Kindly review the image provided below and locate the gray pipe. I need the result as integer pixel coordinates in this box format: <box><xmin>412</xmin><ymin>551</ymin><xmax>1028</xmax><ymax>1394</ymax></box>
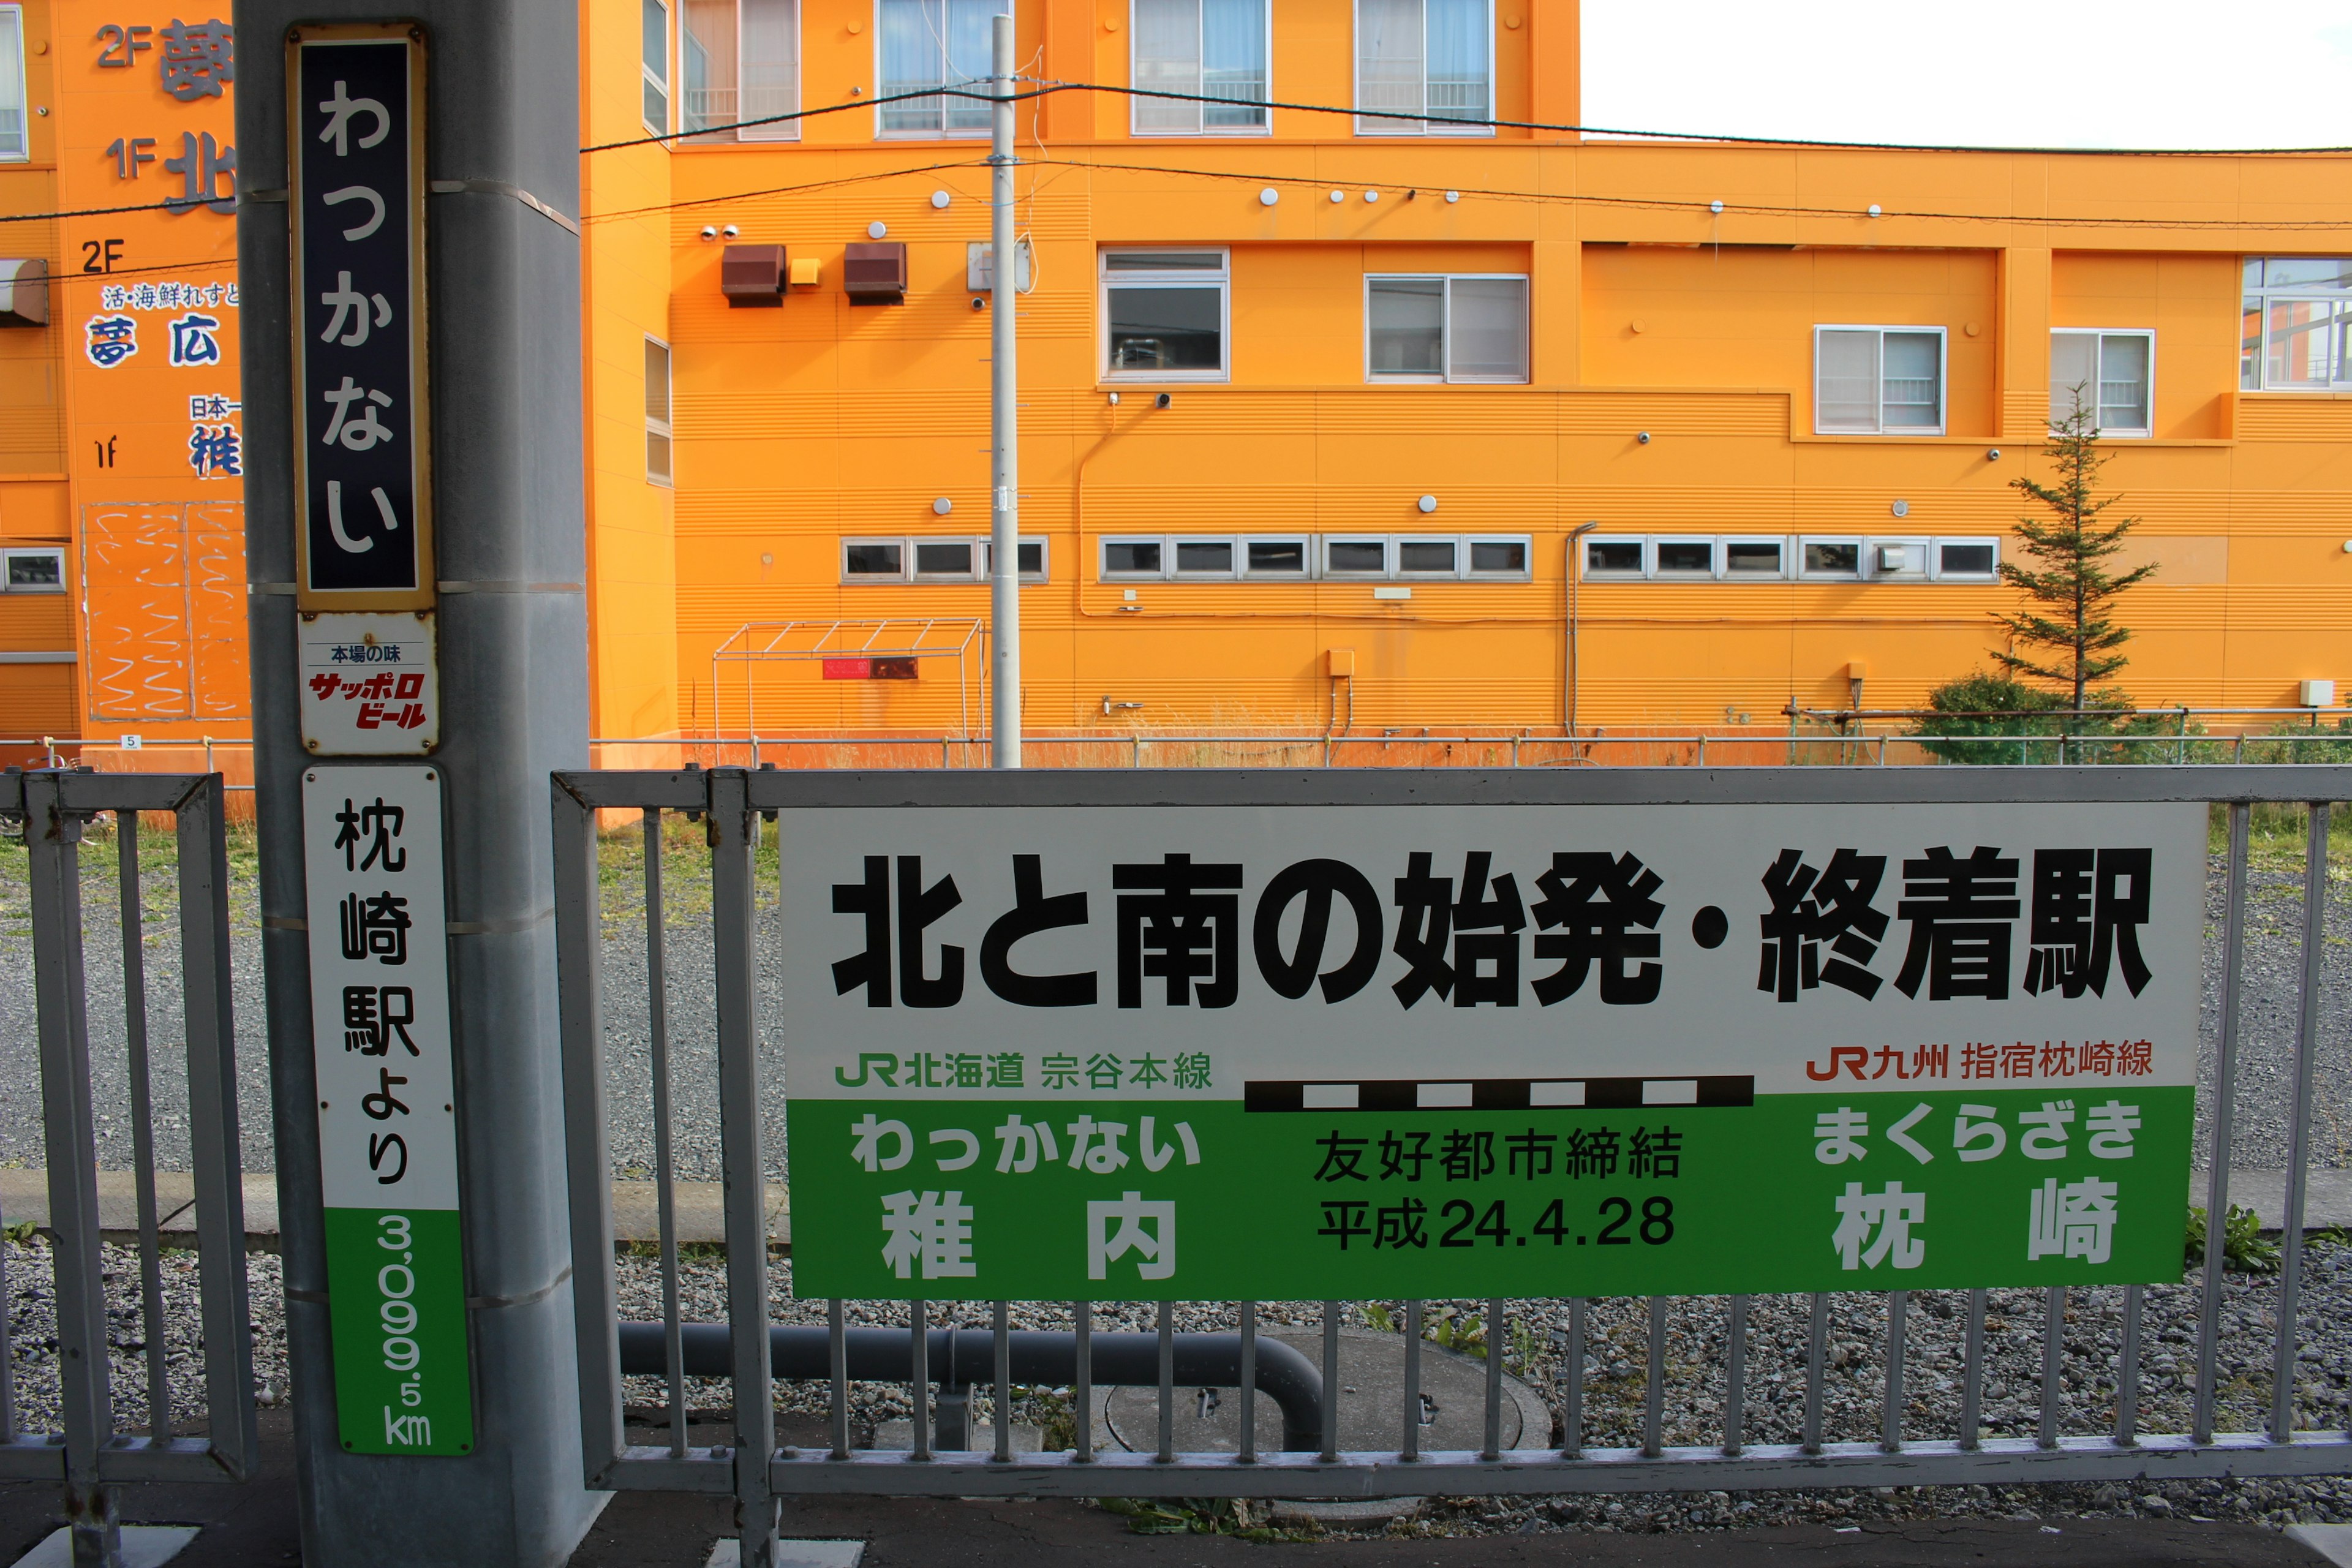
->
<box><xmin>617</xmin><ymin>1324</ymin><xmax>1324</xmax><ymax>1453</ymax></box>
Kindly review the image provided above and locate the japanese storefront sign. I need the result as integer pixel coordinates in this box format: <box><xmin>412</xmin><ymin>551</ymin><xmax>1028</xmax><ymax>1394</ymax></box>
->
<box><xmin>303</xmin><ymin>766</ymin><xmax>472</xmax><ymax>1455</ymax></box>
<box><xmin>289</xmin><ymin>24</ymin><xmax>433</xmax><ymax>612</ymax></box>
<box><xmin>779</xmin><ymin>797</ymin><xmax>2201</xmax><ymax>1300</ymax></box>
<box><xmin>300</xmin><ymin>612</ymin><xmax>438</xmax><ymax>755</ymax></box>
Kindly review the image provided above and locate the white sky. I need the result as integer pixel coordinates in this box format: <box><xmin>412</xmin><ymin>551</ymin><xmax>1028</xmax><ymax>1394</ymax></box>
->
<box><xmin>1581</xmin><ymin>0</ymin><xmax>2352</xmax><ymax>150</ymax></box>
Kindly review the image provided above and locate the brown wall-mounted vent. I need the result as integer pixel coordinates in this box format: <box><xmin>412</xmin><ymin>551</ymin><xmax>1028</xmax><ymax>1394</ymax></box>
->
<box><xmin>843</xmin><ymin>242</ymin><xmax>907</xmax><ymax>305</ymax></box>
<box><xmin>720</xmin><ymin>243</ymin><xmax>786</xmax><ymax>307</ymax></box>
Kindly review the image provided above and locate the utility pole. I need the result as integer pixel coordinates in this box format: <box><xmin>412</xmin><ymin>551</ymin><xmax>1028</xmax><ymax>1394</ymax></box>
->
<box><xmin>236</xmin><ymin>2</ymin><xmax>598</xmax><ymax>1562</ymax></box>
<box><xmin>989</xmin><ymin>10</ymin><xmax>1022</xmax><ymax>767</ymax></box>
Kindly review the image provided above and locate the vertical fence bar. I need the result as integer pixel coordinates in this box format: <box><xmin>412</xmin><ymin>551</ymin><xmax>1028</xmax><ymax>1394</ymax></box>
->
<box><xmin>1073</xmin><ymin>1302</ymin><xmax>1092</xmax><ymax>1463</ymax></box>
<box><xmin>710</xmin><ymin>771</ymin><xmax>777</xmax><ymax>1563</ymax></box>
<box><xmin>2038</xmin><ymin>1286</ymin><xmax>2066</xmax><ymax>1449</ymax></box>
<box><xmin>1881</xmin><ymin>1291</ymin><xmax>1907</xmax><ymax>1453</ymax></box>
<box><xmin>1801</xmin><ymin>1294</ymin><xmax>1828</xmax><ymax>1453</ymax></box>
<box><xmin>993</xmin><ymin>1300</ymin><xmax>1011</xmax><ymax>1463</ymax></box>
<box><xmin>554</xmin><ymin>776</ymin><xmax>627</xmax><ymax>1485</ymax></box>
<box><xmin>828</xmin><ymin>1298</ymin><xmax>849</xmax><ymax>1459</ymax></box>
<box><xmin>1238</xmin><ymin>1302</ymin><xmax>1258</xmax><ymax>1463</ymax></box>
<box><xmin>643</xmin><ymin>810</ymin><xmax>689</xmax><ymax>1459</ymax></box>
<box><xmin>115</xmin><ymin>813</ymin><xmax>172</xmax><ymax>1442</ymax></box>
<box><xmin>24</xmin><ymin>772</ymin><xmax>118</xmax><ymax>1560</ymax></box>
<box><xmin>169</xmin><ymin>775</ymin><xmax>254</xmax><ymax>1480</ymax></box>
<box><xmin>1722</xmin><ymin>1295</ymin><xmax>1748</xmax><ymax>1455</ymax></box>
<box><xmin>1960</xmin><ymin>1288</ymin><xmax>1987</xmax><ymax>1449</ymax></box>
<box><xmin>1321</xmin><ymin>1302</ymin><xmax>1340</xmax><ymax>1463</ymax></box>
<box><xmin>1561</xmin><ymin>1299</ymin><xmax>1586</xmax><ymax>1459</ymax></box>
<box><xmin>1484</xmin><ymin>1298</ymin><xmax>1506</xmax><ymax>1461</ymax></box>
<box><xmin>2196</xmin><ymin>802</ymin><xmax>2250</xmax><ymax>1444</ymax></box>
<box><xmin>1403</xmin><ymin>1301</ymin><xmax>1422</xmax><ymax>1461</ymax></box>
<box><xmin>910</xmin><ymin>1301</ymin><xmax>930</xmax><ymax>1461</ymax></box>
<box><xmin>1156</xmin><ymin>1301</ymin><xmax>1174</xmax><ymax>1464</ymax></box>
<box><xmin>1642</xmin><ymin>1297</ymin><xmax>1666</xmax><ymax>1458</ymax></box>
<box><xmin>2272</xmin><ymin>800</ymin><xmax>2331</xmax><ymax>1443</ymax></box>
<box><xmin>2115</xmin><ymin>1284</ymin><xmax>2143</xmax><ymax>1447</ymax></box>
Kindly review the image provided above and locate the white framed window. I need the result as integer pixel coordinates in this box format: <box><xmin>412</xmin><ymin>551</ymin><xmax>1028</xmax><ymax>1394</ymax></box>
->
<box><xmin>2242</xmin><ymin>258</ymin><xmax>2352</xmax><ymax>391</ymax></box>
<box><xmin>1931</xmin><ymin>538</ymin><xmax>2000</xmax><ymax>581</ymax></box>
<box><xmin>878</xmin><ymin>0</ymin><xmax>1006</xmax><ymax>137</ymax></box>
<box><xmin>1365</xmin><ymin>275</ymin><xmax>1528</xmax><ymax>383</ymax></box>
<box><xmin>644</xmin><ymin>337</ymin><xmax>673</xmax><ymax>486</ymax></box>
<box><xmin>1866</xmin><ymin>537</ymin><xmax>1930</xmax><ymax>581</ymax></box>
<box><xmin>643</xmin><ymin>0</ymin><xmax>671</xmax><ymax>134</ymax></box>
<box><xmin>1814</xmin><ymin>326</ymin><xmax>1946</xmax><ymax>435</ymax></box>
<box><xmin>1242</xmin><ymin>535</ymin><xmax>1309</xmax><ymax>577</ymax></box>
<box><xmin>1580</xmin><ymin>536</ymin><xmax>1646</xmax><ymax>579</ymax></box>
<box><xmin>2</xmin><ymin>545</ymin><xmax>64</xmax><ymax>592</ymax></box>
<box><xmin>1131</xmin><ymin>0</ymin><xmax>1269</xmax><ymax>135</ymax></box>
<box><xmin>1798</xmin><ymin>537</ymin><xmax>1863</xmax><ymax>580</ymax></box>
<box><xmin>1651</xmin><ymin>537</ymin><xmax>1715</xmax><ymax>578</ymax></box>
<box><xmin>1102</xmin><ymin>250</ymin><xmax>1229</xmax><ymax>381</ymax></box>
<box><xmin>681</xmin><ymin>0</ymin><xmax>800</xmax><ymax>140</ymax></box>
<box><xmin>982</xmin><ymin>538</ymin><xmax>1047</xmax><ymax>579</ymax></box>
<box><xmin>1101</xmin><ymin>537</ymin><xmax>1165</xmax><ymax>578</ymax></box>
<box><xmin>1322</xmin><ymin>536</ymin><xmax>1390</xmax><ymax>578</ymax></box>
<box><xmin>1355</xmin><ymin>0</ymin><xmax>1491</xmax><ymax>135</ymax></box>
<box><xmin>0</xmin><ymin>8</ymin><xmax>23</xmax><ymax>162</ymax></box>
<box><xmin>845</xmin><ymin>536</ymin><xmax>1047</xmax><ymax>582</ymax></box>
<box><xmin>1395</xmin><ymin>535</ymin><xmax>1458</xmax><ymax>576</ymax></box>
<box><xmin>1171</xmin><ymin>537</ymin><xmax>1237</xmax><ymax>577</ymax></box>
<box><xmin>1463</xmin><ymin>535</ymin><xmax>1529</xmax><ymax>578</ymax></box>
<box><xmin>2050</xmin><ymin>330</ymin><xmax>2152</xmax><ymax>435</ymax></box>
<box><xmin>1721</xmin><ymin>538</ymin><xmax>1787</xmax><ymax>579</ymax></box>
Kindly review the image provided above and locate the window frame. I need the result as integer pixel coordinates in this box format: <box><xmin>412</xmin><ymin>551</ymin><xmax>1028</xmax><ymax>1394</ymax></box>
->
<box><xmin>1352</xmin><ymin>0</ymin><xmax>1496</xmax><ymax>138</ymax></box>
<box><xmin>2049</xmin><ymin>327</ymin><xmax>2155</xmax><ymax>437</ymax></box>
<box><xmin>842</xmin><ymin>537</ymin><xmax>910</xmax><ymax>581</ymax></box>
<box><xmin>1128</xmin><ymin>0</ymin><xmax>1273</xmax><ymax>137</ymax></box>
<box><xmin>643</xmin><ymin>0</ymin><xmax>671</xmax><ymax>135</ymax></box>
<box><xmin>0</xmin><ymin>7</ymin><xmax>24</xmax><ymax>164</ymax></box>
<box><xmin>1798</xmin><ymin>535</ymin><xmax>1864</xmax><ymax>581</ymax></box>
<box><xmin>1462</xmin><ymin>533</ymin><xmax>1532</xmax><ymax>580</ymax></box>
<box><xmin>676</xmin><ymin>0</ymin><xmax>804</xmax><ymax>143</ymax></box>
<box><xmin>875</xmin><ymin>0</ymin><xmax>1007</xmax><ymax>140</ymax></box>
<box><xmin>1393</xmin><ymin>534</ymin><xmax>1460</xmax><ymax>578</ymax></box>
<box><xmin>1579</xmin><ymin>535</ymin><xmax>1647</xmax><ymax>581</ymax></box>
<box><xmin>844</xmin><ymin>535</ymin><xmax>1047</xmax><ymax>583</ymax></box>
<box><xmin>1169</xmin><ymin>535</ymin><xmax>1240</xmax><ymax>579</ymax></box>
<box><xmin>1866</xmin><ymin>536</ymin><xmax>1931</xmax><ymax>581</ymax></box>
<box><xmin>644</xmin><ymin>336</ymin><xmax>674</xmax><ymax>487</ymax></box>
<box><xmin>1650</xmin><ymin>535</ymin><xmax>1717</xmax><ymax>580</ymax></box>
<box><xmin>1930</xmin><ymin>537</ymin><xmax>2001</xmax><ymax>582</ymax></box>
<box><xmin>1321</xmin><ymin>535</ymin><xmax>1393</xmax><ymax>579</ymax></box>
<box><xmin>1363</xmin><ymin>273</ymin><xmax>1530</xmax><ymax>385</ymax></box>
<box><xmin>1240</xmin><ymin>534</ymin><xmax>1311</xmax><ymax>579</ymax></box>
<box><xmin>2241</xmin><ymin>259</ymin><xmax>2352</xmax><ymax>393</ymax></box>
<box><xmin>1099</xmin><ymin>535</ymin><xmax>1168</xmax><ymax>579</ymax></box>
<box><xmin>1719</xmin><ymin>537</ymin><xmax>1789</xmax><ymax>581</ymax></box>
<box><xmin>911</xmin><ymin>537</ymin><xmax>980</xmax><ymax>581</ymax></box>
<box><xmin>1812</xmin><ymin>325</ymin><xmax>1948</xmax><ymax>437</ymax></box>
<box><xmin>1</xmin><ymin>544</ymin><xmax>65</xmax><ymax>592</ymax></box>
<box><xmin>1100</xmin><ymin>248</ymin><xmax>1231</xmax><ymax>383</ymax></box>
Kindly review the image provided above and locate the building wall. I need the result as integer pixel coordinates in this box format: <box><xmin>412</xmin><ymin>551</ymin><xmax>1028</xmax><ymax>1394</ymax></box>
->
<box><xmin>607</xmin><ymin>0</ymin><xmax>2352</xmax><ymax>737</ymax></box>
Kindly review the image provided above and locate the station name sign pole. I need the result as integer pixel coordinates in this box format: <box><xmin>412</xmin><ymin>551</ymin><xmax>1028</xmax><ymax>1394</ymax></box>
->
<box><xmin>289</xmin><ymin>22</ymin><xmax>470</xmax><ymax>1457</ymax></box>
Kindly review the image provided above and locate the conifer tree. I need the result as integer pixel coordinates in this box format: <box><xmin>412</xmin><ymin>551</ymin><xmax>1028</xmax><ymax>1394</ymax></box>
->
<box><xmin>1992</xmin><ymin>396</ymin><xmax>2155</xmax><ymax>713</ymax></box>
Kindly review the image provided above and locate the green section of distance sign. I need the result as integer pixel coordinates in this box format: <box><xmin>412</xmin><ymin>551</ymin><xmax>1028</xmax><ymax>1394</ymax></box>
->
<box><xmin>325</xmin><ymin>1208</ymin><xmax>473</xmax><ymax>1455</ymax></box>
<box><xmin>790</xmin><ymin>1085</ymin><xmax>2190</xmax><ymax>1299</ymax></box>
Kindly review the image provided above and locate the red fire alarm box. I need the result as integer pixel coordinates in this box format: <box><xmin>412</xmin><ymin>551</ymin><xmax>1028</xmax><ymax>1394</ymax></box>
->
<box><xmin>843</xmin><ymin>242</ymin><xmax>907</xmax><ymax>305</ymax></box>
<box><xmin>720</xmin><ymin>243</ymin><xmax>786</xmax><ymax>306</ymax></box>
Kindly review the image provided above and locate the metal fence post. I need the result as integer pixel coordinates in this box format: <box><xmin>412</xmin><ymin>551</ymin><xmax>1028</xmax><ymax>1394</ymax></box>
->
<box><xmin>24</xmin><ymin>772</ymin><xmax>120</xmax><ymax>1567</ymax></box>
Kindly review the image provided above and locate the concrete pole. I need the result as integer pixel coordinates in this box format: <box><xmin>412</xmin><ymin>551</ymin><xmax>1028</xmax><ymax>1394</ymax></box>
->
<box><xmin>235</xmin><ymin>4</ymin><xmax>600</xmax><ymax>1562</ymax></box>
<box><xmin>989</xmin><ymin>11</ymin><xmax>1022</xmax><ymax>767</ymax></box>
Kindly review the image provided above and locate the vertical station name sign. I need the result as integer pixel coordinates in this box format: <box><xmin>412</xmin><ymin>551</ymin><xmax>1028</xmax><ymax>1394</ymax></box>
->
<box><xmin>303</xmin><ymin>766</ymin><xmax>472</xmax><ymax>1455</ymax></box>
<box><xmin>779</xmin><ymin>799</ymin><xmax>2203</xmax><ymax>1302</ymax></box>
<box><xmin>290</xmin><ymin>23</ymin><xmax>440</xmax><ymax>752</ymax></box>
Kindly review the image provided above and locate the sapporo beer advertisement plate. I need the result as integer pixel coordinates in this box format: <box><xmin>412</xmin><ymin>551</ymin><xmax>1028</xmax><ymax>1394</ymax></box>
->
<box><xmin>778</xmin><ymin>799</ymin><xmax>2201</xmax><ymax>1300</ymax></box>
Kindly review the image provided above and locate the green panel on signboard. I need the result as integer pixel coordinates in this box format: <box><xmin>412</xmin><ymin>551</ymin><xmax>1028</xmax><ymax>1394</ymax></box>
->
<box><xmin>790</xmin><ymin>1087</ymin><xmax>2190</xmax><ymax>1300</ymax></box>
<box><xmin>325</xmin><ymin>1207</ymin><xmax>473</xmax><ymax>1455</ymax></box>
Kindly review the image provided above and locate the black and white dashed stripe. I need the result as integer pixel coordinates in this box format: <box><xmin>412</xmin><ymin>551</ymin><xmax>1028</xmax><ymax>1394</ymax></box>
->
<box><xmin>1243</xmin><ymin>1076</ymin><xmax>1755</xmax><ymax>1113</ymax></box>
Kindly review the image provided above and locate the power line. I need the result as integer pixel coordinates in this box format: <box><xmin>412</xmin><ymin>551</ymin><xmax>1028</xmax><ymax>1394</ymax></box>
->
<box><xmin>582</xmin><ymin>158</ymin><xmax>990</xmax><ymax>224</ymax></box>
<box><xmin>579</xmin><ymin>83</ymin><xmax>1057</xmax><ymax>155</ymax></box>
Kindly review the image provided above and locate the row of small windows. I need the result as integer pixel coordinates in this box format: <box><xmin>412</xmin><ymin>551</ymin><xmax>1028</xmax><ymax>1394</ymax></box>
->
<box><xmin>1101</xmin><ymin>533</ymin><xmax>1531</xmax><ymax>581</ymax></box>
<box><xmin>1581</xmin><ymin>535</ymin><xmax>2001</xmax><ymax>583</ymax></box>
<box><xmin>842</xmin><ymin>536</ymin><xmax>1050</xmax><ymax>582</ymax></box>
<box><xmin>642</xmin><ymin>0</ymin><xmax>1494</xmax><ymax>141</ymax></box>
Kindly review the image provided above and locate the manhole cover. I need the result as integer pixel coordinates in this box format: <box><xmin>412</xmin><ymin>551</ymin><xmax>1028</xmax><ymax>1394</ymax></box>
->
<box><xmin>1101</xmin><ymin>1327</ymin><xmax>1547</xmax><ymax>1455</ymax></box>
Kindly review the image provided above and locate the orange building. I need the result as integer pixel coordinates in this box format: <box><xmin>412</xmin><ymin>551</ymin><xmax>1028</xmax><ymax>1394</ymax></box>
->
<box><xmin>6</xmin><ymin>2</ymin><xmax>2350</xmax><ymax>757</ymax></box>
<box><xmin>0</xmin><ymin>0</ymin><xmax>241</xmax><ymax>756</ymax></box>
<box><xmin>579</xmin><ymin>0</ymin><xmax>2352</xmax><ymax>745</ymax></box>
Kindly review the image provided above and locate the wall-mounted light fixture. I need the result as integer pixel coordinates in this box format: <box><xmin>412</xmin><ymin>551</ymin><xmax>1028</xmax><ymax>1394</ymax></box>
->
<box><xmin>932</xmin><ymin>497</ymin><xmax>954</xmax><ymax>516</ymax></box>
<box><xmin>930</xmin><ymin>190</ymin><xmax>951</xmax><ymax>209</ymax></box>
<box><xmin>1417</xmin><ymin>494</ymin><xmax>1438</xmax><ymax>514</ymax></box>
<box><xmin>1259</xmin><ymin>187</ymin><xmax>1279</xmax><ymax>206</ymax></box>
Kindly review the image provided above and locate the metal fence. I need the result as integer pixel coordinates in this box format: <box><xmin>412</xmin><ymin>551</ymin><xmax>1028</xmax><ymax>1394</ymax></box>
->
<box><xmin>2</xmin><ymin>768</ymin><xmax>256</xmax><ymax>1568</ymax></box>
<box><xmin>554</xmin><ymin>763</ymin><xmax>2351</xmax><ymax>1568</ymax></box>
